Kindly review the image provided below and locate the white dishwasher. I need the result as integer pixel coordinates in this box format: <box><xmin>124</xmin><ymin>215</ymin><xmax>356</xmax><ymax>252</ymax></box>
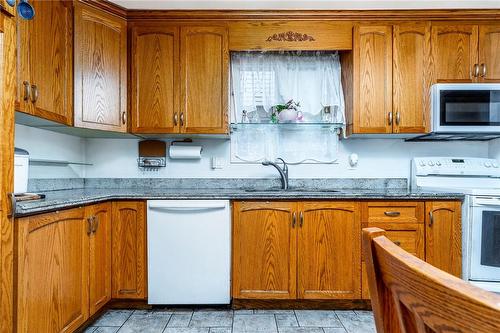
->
<box><xmin>147</xmin><ymin>200</ymin><xmax>231</xmax><ymax>305</ymax></box>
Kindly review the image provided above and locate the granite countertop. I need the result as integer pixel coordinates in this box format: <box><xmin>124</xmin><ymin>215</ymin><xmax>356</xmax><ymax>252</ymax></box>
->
<box><xmin>15</xmin><ymin>187</ymin><xmax>464</xmax><ymax>217</ymax></box>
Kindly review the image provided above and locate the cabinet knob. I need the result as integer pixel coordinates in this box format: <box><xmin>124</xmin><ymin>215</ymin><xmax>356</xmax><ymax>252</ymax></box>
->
<box><xmin>429</xmin><ymin>211</ymin><xmax>434</xmax><ymax>227</ymax></box>
<box><xmin>473</xmin><ymin>64</ymin><xmax>480</xmax><ymax>77</ymax></box>
<box><xmin>180</xmin><ymin>112</ymin><xmax>184</xmax><ymax>127</ymax></box>
<box><xmin>395</xmin><ymin>112</ymin><xmax>400</xmax><ymax>126</ymax></box>
<box><xmin>299</xmin><ymin>211</ymin><xmax>304</xmax><ymax>227</ymax></box>
<box><xmin>92</xmin><ymin>216</ymin><xmax>99</xmax><ymax>233</ymax></box>
<box><xmin>394</xmin><ymin>241</ymin><xmax>402</xmax><ymax>246</ymax></box>
<box><xmin>174</xmin><ymin>113</ymin><xmax>178</xmax><ymax>126</ymax></box>
<box><xmin>22</xmin><ymin>81</ymin><xmax>30</xmax><ymax>101</ymax></box>
<box><xmin>384</xmin><ymin>211</ymin><xmax>400</xmax><ymax>217</ymax></box>
<box><xmin>30</xmin><ymin>84</ymin><xmax>38</xmax><ymax>103</ymax></box>
<box><xmin>292</xmin><ymin>212</ymin><xmax>296</xmax><ymax>228</ymax></box>
<box><xmin>480</xmin><ymin>63</ymin><xmax>487</xmax><ymax>78</ymax></box>
<box><xmin>86</xmin><ymin>217</ymin><xmax>93</xmax><ymax>235</ymax></box>
<box><xmin>388</xmin><ymin>112</ymin><xmax>393</xmax><ymax>126</ymax></box>
<box><xmin>121</xmin><ymin>111</ymin><xmax>127</xmax><ymax>125</ymax></box>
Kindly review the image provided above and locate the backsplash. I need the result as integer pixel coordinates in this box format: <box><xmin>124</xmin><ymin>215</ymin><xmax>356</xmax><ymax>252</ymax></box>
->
<box><xmin>16</xmin><ymin>124</ymin><xmax>498</xmax><ymax>180</ymax></box>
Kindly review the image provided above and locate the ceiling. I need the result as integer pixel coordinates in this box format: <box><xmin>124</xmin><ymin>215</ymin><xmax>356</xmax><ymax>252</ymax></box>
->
<box><xmin>109</xmin><ymin>0</ymin><xmax>500</xmax><ymax>10</ymax></box>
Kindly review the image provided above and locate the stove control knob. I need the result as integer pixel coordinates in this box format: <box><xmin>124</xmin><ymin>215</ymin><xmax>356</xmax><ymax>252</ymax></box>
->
<box><xmin>484</xmin><ymin>161</ymin><xmax>492</xmax><ymax>168</ymax></box>
<box><xmin>493</xmin><ymin>162</ymin><xmax>499</xmax><ymax>168</ymax></box>
<box><xmin>436</xmin><ymin>161</ymin><xmax>442</xmax><ymax>166</ymax></box>
<box><xmin>428</xmin><ymin>161</ymin><xmax>435</xmax><ymax>166</ymax></box>
<box><xmin>419</xmin><ymin>160</ymin><xmax>426</xmax><ymax>167</ymax></box>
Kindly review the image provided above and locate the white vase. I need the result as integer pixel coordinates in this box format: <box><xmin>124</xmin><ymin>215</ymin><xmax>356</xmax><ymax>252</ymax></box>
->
<box><xmin>278</xmin><ymin>109</ymin><xmax>297</xmax><ymax>123</ymax></box>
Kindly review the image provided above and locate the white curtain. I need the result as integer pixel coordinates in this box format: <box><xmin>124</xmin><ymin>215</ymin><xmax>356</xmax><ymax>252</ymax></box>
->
<box><xmin>231</xmin><ymin>51</ymin><xmax>345</xmax><ymax>124</ymax></box>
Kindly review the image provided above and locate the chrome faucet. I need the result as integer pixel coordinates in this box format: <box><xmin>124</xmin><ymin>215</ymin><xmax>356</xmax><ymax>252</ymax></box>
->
<box><xmin>262</xmin><ymin>158</ymin><xmax>289</xmax><ymax>190</ymax></box>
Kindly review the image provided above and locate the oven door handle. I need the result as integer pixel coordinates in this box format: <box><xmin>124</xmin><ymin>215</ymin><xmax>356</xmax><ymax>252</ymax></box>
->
<box><xmin>473</xmin><ymin>198</ymin><xmax>500</xmax><ymax>207</ymax></box>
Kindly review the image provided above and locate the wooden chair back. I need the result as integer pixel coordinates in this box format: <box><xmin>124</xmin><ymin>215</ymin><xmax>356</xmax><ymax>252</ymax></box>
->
<box><xmin>363</xmin><ymin>227</ymin><xmax>500</xmax><ymax>333</ymax></box>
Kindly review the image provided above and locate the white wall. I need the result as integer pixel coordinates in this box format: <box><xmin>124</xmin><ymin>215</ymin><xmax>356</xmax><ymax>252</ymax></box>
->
<box><xmin>15</xmin><ymin>124</ymin><xmax>492</xmax><ymax>180</ymax></box>
<box><xmin>84</xmin><ymin>137</ymin><xmax>490</xmax><ymax>179</ymax></box>
<box><xmin>14</xmin><ymin>124</ymin><xmax>86</xmax><ymax>178</ymax></box>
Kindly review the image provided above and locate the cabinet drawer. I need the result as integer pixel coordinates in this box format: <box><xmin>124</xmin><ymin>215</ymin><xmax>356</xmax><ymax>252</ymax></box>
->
<box><xmin>362</xmin><ymin>201</ymin><xmax>424</xmax><ymax>224</ymax></box>
<box><xmin>385</xmin><ymin>230</ymin><xmax>423</xmax><ymax>258</ymax></box>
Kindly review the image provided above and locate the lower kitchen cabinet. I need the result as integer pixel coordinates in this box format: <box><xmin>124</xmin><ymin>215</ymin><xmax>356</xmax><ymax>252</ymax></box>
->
<box><xmin>111</xmin><ymin>201</ymin><xmax>147</xmax><ymax>299</ymax></box>
<box><xmin>86</xmin><ymin>202</ymin><xmax>112</xmax><ymax>315</ymax></box>
<box><xmin>232</xmin><ymin>201</ymin><xmax>361</xmax><ymax>300</ymax></box>
<box><xmin>232</xmin><ymin>201</ymin><xmax>297</xmax><ymax>299</ymax></box>
<box><xmin>298</xmin><ymin>202</ymin><xmax>361</xmax><ymax>299</ymax></box>
<box><xmin>16</xmin><ymin>208</ymin><xmax>89</xmax><ymax>333</ymax></box>
<box><xmin>425</xmin><ymin>201</ymin><xmax>462</xmax><ymax>277</ymax></box>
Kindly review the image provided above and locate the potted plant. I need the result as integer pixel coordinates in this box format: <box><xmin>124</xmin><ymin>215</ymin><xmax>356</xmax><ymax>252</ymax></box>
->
<box><xmin>271</xmin><ymin>99</ymin><xmax>301</xmax><ymax>123</ymax></box>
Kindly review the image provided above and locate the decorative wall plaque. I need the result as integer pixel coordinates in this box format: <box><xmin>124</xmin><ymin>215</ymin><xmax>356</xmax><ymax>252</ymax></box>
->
<box><xmin>266</xmin><ymin>31</ymin><xmax>316</xmax><ymax>42</ymax></box>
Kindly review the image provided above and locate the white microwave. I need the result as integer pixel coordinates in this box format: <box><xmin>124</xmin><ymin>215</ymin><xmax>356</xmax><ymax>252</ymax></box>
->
<box><xmin>432</xmin><ymin>83</ymin><xmax>500</xmax><ymax>133</ymax></box>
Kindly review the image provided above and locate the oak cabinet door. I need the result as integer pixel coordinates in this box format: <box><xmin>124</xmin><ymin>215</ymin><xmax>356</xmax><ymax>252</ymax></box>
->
<box><xmin>18</xmin><ymin>0</ymin><xmax>73</xmax><ymax>125</ymax></box>
<box><xmin>232</xmin><ymin>201</ymin><xmax>297</xmax><ymax>299</ymax></box>
<box><xmin>353</xmin><ymin>25</ymin><xmax>393</xmax><ymax>134</ymax></box>
<box><xmin>478</xmin><ymin>25</ymin><xmax>500</xmax><ymax>82</ymax></box>
<box><xmin>86</xmin><ymin>203</ymin><xmax>112</xmax><ymax>316</ymax></box>
<box><xmin>16</xmin><ymin>208</ymin><xmax>89</xmax><ymax>333</ymax></box>
<box><xmin>425</xmin><ymin>201</ymin><xmax>462</xmax><ymax>277</ymax></box>
<box><xmin>431</xmin><ymin>24</ymin><xmax>478</xmax><ymax>83</ymax></box>
<box><xmin>180</xmin><ymin>26</ymin><xmax>229</xmax><ymax>134</ymax></box>
<box><xmin>297</xmin><ymin>202</ymin><xmax>361</xmax><ymax>299</ymax></box>
<box><xmin>393</xmin><ymin>23</ymin><xmax>431</xmax><ymax>133</ymax></box>
<box><xmin>74</xmin><ymin>3</ymin><xmax>127</xmax><ymax>132</ymax></box>
<box><xmin>111</xmin><ymin>201</ymin><xmax>147</xmax><ymax>299</ymax></box>
<box><xmin>131</xmin><ymin>25</ymin><xmax>179</xmax><ymax>133</ymax></box>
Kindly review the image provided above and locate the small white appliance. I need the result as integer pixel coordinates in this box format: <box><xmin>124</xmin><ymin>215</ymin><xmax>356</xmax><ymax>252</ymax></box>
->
<box><xmin>14</xmin><ymin>148</ymin><xmax>29</xmax><ymax>194</ymax></box>
<box><xmin>411</xmin><ymin>157</ymin><xmax>500</xmax><ymax>292</ymax></box>
<box><xmin>147</xmin><ymin>200</ymin><xmax>231</xmax><ymax>304</ymax></box>
<box><xmin>432</xmin><ymin>83</ymin><xmax>500</xmax><ymax>134</ymax></box>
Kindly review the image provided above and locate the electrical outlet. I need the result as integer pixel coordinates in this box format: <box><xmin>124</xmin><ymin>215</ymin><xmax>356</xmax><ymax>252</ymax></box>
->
<box><xmin>211</xmin><ymin>157</ymin><xmax>224</xmax><ymax>169</ymax></box>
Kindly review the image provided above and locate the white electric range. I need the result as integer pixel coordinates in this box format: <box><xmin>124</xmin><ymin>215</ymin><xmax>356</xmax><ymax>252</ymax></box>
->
<box><xmin>411</xmin><ymin>157</ymin><xmax>500</xmax><ymax>293</ymax></box>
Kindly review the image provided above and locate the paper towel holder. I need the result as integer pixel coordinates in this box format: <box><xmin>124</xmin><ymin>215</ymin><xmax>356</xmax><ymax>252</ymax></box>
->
<box><xmin>171</xmin><ymin>138</ymin><xmax>193</xmax><ymax>146</ymax></box>
<box><xmin>138</xmin><ymin>140</ymin><xmax>166</xmax><ymax>169</ymax></box>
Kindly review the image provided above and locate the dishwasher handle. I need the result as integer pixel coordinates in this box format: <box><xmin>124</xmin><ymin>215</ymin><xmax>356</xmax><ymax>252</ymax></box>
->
<box><xmin>148</xmin><ymin>202</ymin><xmax>228</xmax><ymax>211</ymax></box>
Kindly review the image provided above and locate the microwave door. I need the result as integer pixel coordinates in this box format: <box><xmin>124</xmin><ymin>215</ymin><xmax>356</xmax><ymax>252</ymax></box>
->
<box><xmin>470</xmin><ymin>205</ymin><xmax>500</xmax><ymax>282</ymax></box>
<box><xmin>433</xmin><ymin>87</ymin><xmax>500</xmax><ymax>133</ymax></box>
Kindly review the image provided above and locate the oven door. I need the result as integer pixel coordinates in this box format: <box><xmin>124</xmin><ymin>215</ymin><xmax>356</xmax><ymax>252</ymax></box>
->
<box><xmin>432</xmin><ymin>84</ymin><xmax>500</xmax><ymax>133</ymax></box>
<box><xmin>470</xmin><ymin>197</ymin><xmax>500</xmax><ymax>281</ymax></box>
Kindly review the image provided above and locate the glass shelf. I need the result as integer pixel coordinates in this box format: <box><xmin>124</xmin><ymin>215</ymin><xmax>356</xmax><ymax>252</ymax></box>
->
<box><xmin>231</xmin><ymin>122</ymin><xmax>343</xmax><ymax>131</ymax></box>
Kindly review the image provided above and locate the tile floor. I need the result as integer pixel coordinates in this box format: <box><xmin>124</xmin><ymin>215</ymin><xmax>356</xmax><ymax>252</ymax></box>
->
<box><xmin>84</xmin><ymin>308</ymin><xmax>375</xmax><ymax>333</ymax></box>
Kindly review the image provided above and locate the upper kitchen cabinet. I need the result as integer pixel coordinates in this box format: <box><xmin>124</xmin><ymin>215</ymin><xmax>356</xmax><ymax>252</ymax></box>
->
<box><xmin>478</xmin><ymin>24</ymin><xmax>500</xmax><ymax>82</ymax></box>
<box><xmin>17</xmin><ymin>0</ymin><xmax>73</xmax><ymax>125</ymax></box>
<box><xmin>353</xmin><ymin>25</ymin><xmax>393</xmax><ymax>134</ymax></box>
<box><xmin>393</xmin><ymin>23</ymin><xmax>431</xmax><ymax>133</ymax></box>
<box><xmin>131</xmin><ymin>24</ymin><xmax>228</xmax><ymax>135</ymax></box>
<box><xmin>228</xmin><ymin>21</ymin><xmax>353</xmax><ymax>51</ymax></box>
<box><xmin>180</xmin><ymin>25</ymin><xmax>229</xmax><ymax>134</ymax></box>
<box><xmin>74</xmin><ymin>2</ymin><xmax>127</xmax><ymax>132</ymax></box>
<box><xmin>130</xmin><ymin>24</ymin><xmax>179</xmax><ymax>134</ymax></box>
<box><xmin>351</xmin><ymin>23</ymin><xmax>432</xmax><ymax>134</ymax></box>
<box><xmin>431</xmin><ymin>24</ymin><xmax>478</xmax><ymax>82</ymax></box>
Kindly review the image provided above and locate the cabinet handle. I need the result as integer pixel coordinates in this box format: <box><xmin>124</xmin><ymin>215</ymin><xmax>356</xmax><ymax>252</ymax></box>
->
<box><xmin>92</xmin><ymin>216</ymin><xmax>99</xmax><ymax>233</ymax></box>
<box><xmin>473</xmin><ymin>64</ymin><xmax>480</xmax><ymax>77</ymax></box>
<box><xmin>396</xmin><ymin>112</ymin><xmax>400</xmax><ymax>126</ymax></box>
<box><xmin>299</xmin><ymin>211</ymin><xmax>304</xmax><ymax>227</ymax></box>
<box><xmin>22</xmin><ymin>81</ymin><xmax>31</xmax><ymax>101</ymax></box>
<box><xmin>292</xmin><ymin>212</ymin><xmax>296</xmax><ymax>228</ymax></box>
<box><xmin>429</xmin><ymin>211</ymin><xmax>434</xmax><ymax>227</ymax></box>
<box><xmin>394</xmin><ymin>241</ymin><xmax>402</xmax><ymax>246</ymax></box>
<box><xmin>384</xmin><ymin>211</ymin><xmax>401</xmax><ymax>217</ymax></box>
<box><xmin>86</xmin><ymin>217</ymin><xmax>93</xmax><ymax>235</ymax></box>
<box><xmin>121</xmin><ymin>111</ymin><xmax>127</xmax><ymax>125</ymax></box>
<box><xmin>480</xmin><ymin>63</ymin><xmax>487</xmax><ymax>78</ymax></box>
<box><xmin>30</xmin><ymin>84</ymin><xmax>38</xmax><ymax>103</ymax></box>
<box><xmin>388</xmin><ymin>112</ymin><xmax>393</xmax><ymax>125</ymax></box>
<box><xmin>174</xmin><ymin>113</ymin><xmax>178</xmax><ymax>126</ymax></box>
<box><xmin>180</xmin><ymin>112</ymin><xmax>184</xmax><ymax>127</ymax></box>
